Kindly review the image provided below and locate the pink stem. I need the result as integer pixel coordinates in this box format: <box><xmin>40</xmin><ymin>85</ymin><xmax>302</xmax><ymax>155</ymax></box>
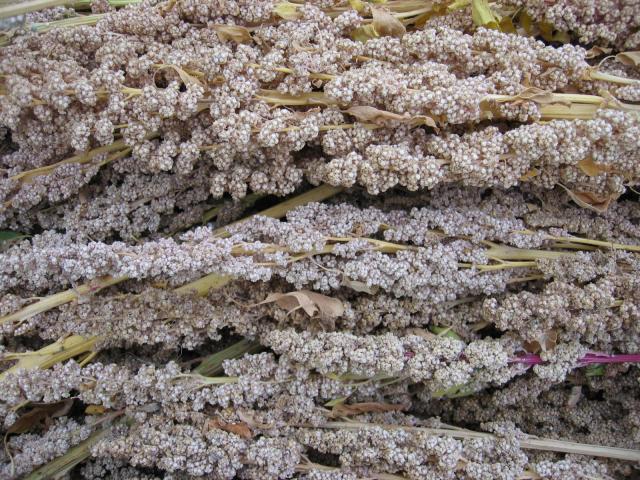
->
<box><xmin>510</xmin><ymin>352</ymin><xmax>640</xmax><ymax>367</ymax></box>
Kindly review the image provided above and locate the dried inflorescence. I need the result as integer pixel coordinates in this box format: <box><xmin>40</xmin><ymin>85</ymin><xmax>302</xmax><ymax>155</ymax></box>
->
<box><xmin>1</xmin><ymin>0</ymin><xmax>640</xmax><ymax>479</ymax></box>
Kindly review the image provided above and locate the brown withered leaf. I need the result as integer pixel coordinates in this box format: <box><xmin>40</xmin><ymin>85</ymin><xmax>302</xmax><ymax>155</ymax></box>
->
<box><xmin>519</xmin><ymin>168</ymin><xmax>539</xmax><ymax>181</ymax></box>
<box><xmin>344</xmin><ymin>106</ymin><xmax>437</xmax><ymax>129</ymax></box>
<box><xmin>341</xmin><ymin>277</ymin><xmax>379</xmax><ymax>295</ymax></box>
<box><xmin>567</xmin><ymin>386</ymin><xmax>582</xmax><ymax>408</ymax></box>
<box><xmin>561</xmin><ymin>186</ymin><xmax>617</xmax><ymax>213</ymax></box>
<box><xmin>211</xmin><ymin>25</ymin><xmax>253</xmax><ymax>44</ymax></box>
<box><xmin>331</xmin><ymin>402</ymin><xmax>407</xmax><ymax>418</ymax></box>
<box><xmin>259</xmin><ymin>291</ymin><xmax>344</xmax><ymax>319</ymax></box>
<box><xmin>585</xmin><ymin>46</ymin><xmax>613</xmax><ymax>59</ymax></box>
<box><xmin>8</xmin><ymin>399</ymin><xmax>73</xmax><ymax>435</ymax></box>
<box><xmin>524</xmin><ymin>329</ymin><xmax>558</xmax><ymax>354</ymax></box>
<box><xmin>616</xmin><ymin>51</ymin><xmax>640</xmax><ymax>67</ymax></box>
<box><xmin>514</xmin><ymin>88</ymin><xmax>571</xmax><ymax>106</ymax></box>
<box><xmin>207</xmin><ymin>418</ymin><xmax>253</xmax><ymax>439</ymax></box>
<box><xmin>577</xmin><ymin>158</ymin><xmax>613</xmax><ymax>177</ymax></box>
<box><xmin>371</xmin><ymin>6</ymin><xmax>406</xmax><ymax>38</ymax></box>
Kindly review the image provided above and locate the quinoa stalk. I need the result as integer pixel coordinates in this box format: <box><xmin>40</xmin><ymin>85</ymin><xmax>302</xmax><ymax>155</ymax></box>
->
<box><xmin>0</xmin><ymin>334</ymin><xmax>99</xmax><ymax>381</ymax></box>
<box><xmin>0</xmin><ymin>184</ymin><xmax>343</xmax><ymax>325</ymax></box>
<box><xmin>318</xmin><ymin>422</ymin><xmax>640</xmax><ymax>462</ymax></box>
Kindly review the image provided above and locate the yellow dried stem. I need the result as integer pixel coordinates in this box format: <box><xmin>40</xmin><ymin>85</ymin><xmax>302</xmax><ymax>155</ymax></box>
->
<box><xmin>0</xmin><ymin>335</ymin><xmax>99</xmax><ymax>381</ymax></box>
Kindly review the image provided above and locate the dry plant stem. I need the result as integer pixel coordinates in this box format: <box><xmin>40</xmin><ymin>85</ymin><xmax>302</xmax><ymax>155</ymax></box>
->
<box><xmin>318</xmin><ymin>422</ymin><xmax>640</xmax><ymax>462</ymax></box>
<box><xmin>0</xmin><ymin>334</ymin><xmax>99</xmax><ymax>381</ymax></box>
<box><xmin>0</xmin><ymin>0</ymin><xmax>67</xmax><ymax>19</ymax></box>
<box><xmin>24</xmin><ymin>413</ymin><xmax>126</xmax><ymax>480</ymax></box>
<box><xmin>0</xmin><ymin>185</ymin><xmax>343</xmax><ymax>325</ymax></box>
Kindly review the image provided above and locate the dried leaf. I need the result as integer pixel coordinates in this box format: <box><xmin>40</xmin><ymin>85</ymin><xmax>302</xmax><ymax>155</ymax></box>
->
<box><xmin>585</xmin><ymin>46</ymin><xmax>612</xmax><ymax>59</ymax></box>
<box><xmin>85</xmin><ymin>405</ymin><xmax>107</xmax><ymax>415</ymax></box>
<box><xmin>259</xmin><ymin>290</ymin><xmax>344</xmax><ymax>319</ymax></box>
<box><xmin>577</xmin><ymin>158</ymin><xmax>613</xmax><ymax>177</ymax></box>
<box><xmin>273</xmin><ymin>1</ymin><xmax>300</xmax><ymax>20</ymax></box>
<box><xmin>351</xmin><ymin>24</ymin><xmax>379</xmax><ymax>42</ymax></box>
<box><xmin>348</xmin><ymin>0</ymin><xmax>366</xmax><ymax>12</ymax></box>
<box><xmin>539</xmin><ymin>22</ymin><xmax>571</xmax><ymax>44</ymax></box>
<box><xmin>342</xmin><ymin>277</ymin><xmax>379</xmax><ymax>294</ymax></box>
<box><xmin>519</xmin><ymin>168</ymin><xmax>539</xmax><ymax>181</ymax></box>
<box><xmin>429</xmin><ymin>326</ymin><xmax>462</xmax><ymax>341</ymax></box>
<box><xmin>524</xmin><ymin>329</ymin><xmax>558</xmax><ymax>354</ymax></box>
<box><xmin>471</xmin><ymin>0</ymin><xmax>499</xmax><ymax>29</ymax></box>
<box><xmin>371</xmin><ymin>6</ymin><xmax>406</xmax><ymax>38</ymax></box>
<box><xmin>155</xmin><ymin>64</ymin><xmax>203</xmax><ymax>89</ymax></box>
<box><xmin>344</xmin><ymin>106</ymin><xmax>437</xmax><ymax>129</ymax></box>
<box><xmin>8</xmin><ymin>399</ymin><xmax>73</xmax><ymax>435</ymax></box>
<box><xmin>616</xmin><ymin>51</ymin><xmax>640</xmax><ymax>67</ymax></box>
<box><xmin>212</xmin><ymin>25</ymin><xmax>252</xmax><ymax>44</ymax></box>
<box><xmin>566</xmin><ymin>386</ymin><xmax>582</xmax><ymax>408</ymax></box>
<box><xmin>560</xmin><ymin>185</ymin><xmax>617</xmax><ymax>213</ymax></box>
<box><xmin>331</xmin><ymin>402</ymin><xmax>406</xmax><ymax>418</ymax></box>
<box><xmin>207</xmin><ymin>418</ymin><xmax>253</xmax><ymax>439</ymax></box>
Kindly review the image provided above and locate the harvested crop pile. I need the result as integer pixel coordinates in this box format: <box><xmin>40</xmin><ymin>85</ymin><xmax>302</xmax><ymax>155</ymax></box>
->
<box><xmin>1</xmin><ymin>0</ymin><xmax>640</xmax><ymax>479</ymax></box>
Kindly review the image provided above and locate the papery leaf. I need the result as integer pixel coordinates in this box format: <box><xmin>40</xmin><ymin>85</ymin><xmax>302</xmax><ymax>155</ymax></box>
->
<box><xmin>577</xmin><ymin>158</ymin><xmax>613</xmax><ymax>177</ymax></box>
<box><xmin>259</xmin><ymin>290</ymin><xmax>344</xmax><ymax>318</ymax></box>
<box><xmin>324</xmin><ymin>397</ymin><xmax>348</xmax><ymax>407</ymax></box>
<box><xmin>519</xmin><ymin>168</ymin><xmax>539</xmax><ymax>181</ymax></box>
<box><xmin>342</xmin><ymin>277</ymin><xmax>379</xmax><ymax>294</ymax></box>
<box><xmin>566</xmin><ymin>386</ymin><xmax>582</xmax><ymax>408</ymax></box>
<box><xmin>8</xmin><ymin>399</ymin><xmax>73</xmax><ymax>435</ymax></box>
<box><xmin>524</xmin><ymin>329</ymin><xmax>557</xmax><ymax>354</ymax></box>
<box><xmin>471</xmin><ymin>0</ymin><xmax>499</xmax><ymax>29</ymax></box>
<box><xmin>539</xmin><ymin>22</ymin><xmax>571</xmax><ymax>43</ymax></box>
<box><xmin>560</xmin><ymin>185</ymin><xmax>617</xmax><ymax>213</ymax></box>
<box><xmin>273</xmin><ymin>2</ymin><xmax>300</xmax><ymax>20</ymax></box>
<box><xmin>585</xmin><ymin>46</ymin><xmax>612</xmax><ymax>59</ymax></box>
<box><xmin>348</xmin><ymin>0</ymin><xmax>365</xmax><ymax>12</ymax></box>
<box><xmin>155</xmin><ymin>64</ymin><xmax>203</xmax><ymax>89</ymax></box>
<box><xmin>330</xmin><ymin>402</ymin><xmax>406</xmax><ymax>418</ymax></box>
<box><xmin>371</xmin><ymin>6</ymin><xmax>405</xmax><ymax>38</ymax></box>
<box><xmin>207</xmin><ymin>418</ymin><xmax>253</xmax><ymax>439</ymax></box>
<box><xmin>616</xmin><ymin>51</ymin><xmax>640</xmax><ymax>67</ymax></box>
<box><xmin>212</xmin><ymin>25</ymin><xmax>253</xmax><ymax>44</ymax></box>
<box><xmin>351</xmin><ymin>24</ymin><xmax>379</xmax><ymax>42</ymax></box>
<box><xmin>85</xmin><ymin>405</ymin><xmax>107</xmax><ymax>415</ymax></box>
<box><xmin>344</xmin><ymin>106</ymin><xmax>437</xmax><ymax>128</ymax></box>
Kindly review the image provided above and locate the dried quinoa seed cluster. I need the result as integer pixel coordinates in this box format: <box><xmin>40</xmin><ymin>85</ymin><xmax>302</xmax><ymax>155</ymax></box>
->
<box><xmin>1</xmin><ymin>0</ymin><xmax>640</xmax><ymax>479</ymax></box>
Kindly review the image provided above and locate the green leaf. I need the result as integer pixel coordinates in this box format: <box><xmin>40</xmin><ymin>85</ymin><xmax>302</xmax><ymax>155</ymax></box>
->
<box><xmin>0</xmin><ymin>230</ymin><xmax>27</xmax><ymax>244</ymax></box>
<box><xmin>585</xmin><ymin>364</ymin><xmax>605</xmax><ymax>377</ymax></box>
<box><xmin>429</xmin><ymin>325</ymin><xmax>462</xmax><ymax>341</ymax></box>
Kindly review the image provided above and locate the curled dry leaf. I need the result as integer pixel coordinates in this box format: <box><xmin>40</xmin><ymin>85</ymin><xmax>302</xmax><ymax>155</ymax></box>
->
<box><xmin>211</xmin><ymin>25</ymin><xmax>253</xmax><ymax>44</ymax></box>
<box><xmin>524</xmin><ymin>329</ymin><xmax>558</xmax><ymax>354</ymax></box>
<box><xmin>330</xmin><ymin>402</ymin><xmax>407</xmax><ymax>418</ymax></box>
<box><xmin>207</xmin><ymin>418</ymin><xmax>253</xmax><ymax>439</ymax></box>
<box><xmin>8</xmin><ymin>399</ymin><xmax>74</xmax><ymax>435</ymax></box>
<box><xmin>259</xmin><ymin>290</ymin><xmax>344</xmax><ymax>319</ymax></box>
<box><xmin>371</xmin><ymin>6</ymin><xmax>406</xmax><ymax>38</ymax></box>
<box><xmin>577</xmin><ymin>158</ymin><xmax>614</xmax><ymax>177</ymax></box>
<box><xmin>342</xmin><ymin>276</ymin><xmax>379</xmax><ymax>294</ymax></box>
<box><xmin>616</xmin><ymin>51</ymin><xmax>640</xmax><ymax>67</ymax></box>
<box><xmin>154</xmin><ymin>64</ymin><xmax>203</xmax><ymax>90</ymax></box>
<box><xmin>585</xmin><ymin>46</ymin><xmax>613</xmax><ymax>59</ymax></box>
<box><xmin>560</xmin><ymin>185</ymin><xmax>617</xmax><ymax>213</ymax></box>
<box><xmin>344</xmin><ymin>106</ymin><xmax>437</xmax><ymax>129</ymax></box>
<box><xmin>567</xmin><ymin>386</ymin><xmax>582</xmax><ymax>408</ymax></box>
